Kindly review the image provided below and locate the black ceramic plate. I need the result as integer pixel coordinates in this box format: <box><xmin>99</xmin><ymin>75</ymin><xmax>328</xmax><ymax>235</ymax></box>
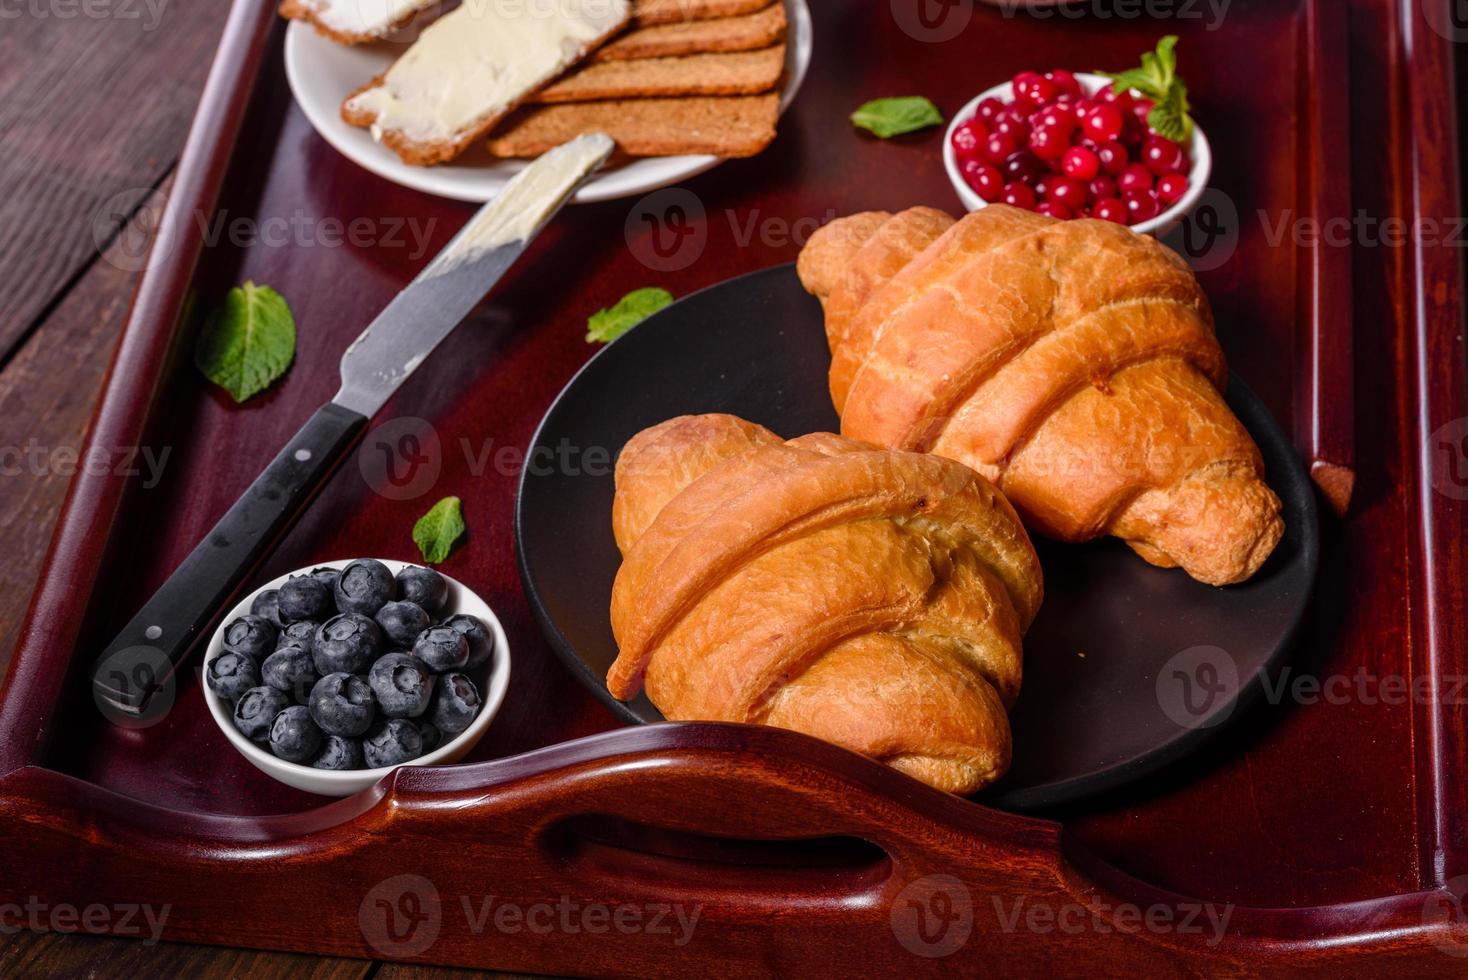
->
<box><xmin>516</xmin><ymin>264</ymin><xmax>1319</xmax><ymax>811</ymax></box>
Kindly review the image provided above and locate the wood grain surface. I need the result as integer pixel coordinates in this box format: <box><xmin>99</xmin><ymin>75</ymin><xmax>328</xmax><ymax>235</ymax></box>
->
<box><xmin>0</xmin><ymin>0</ymin><xmax>1463</xmax><ymax>974</ymax></box>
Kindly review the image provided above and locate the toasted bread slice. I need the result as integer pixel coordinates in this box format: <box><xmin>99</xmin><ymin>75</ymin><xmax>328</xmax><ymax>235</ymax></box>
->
<box><xmin>342</xmin><ymin>0</ymin><xmax>630</xmax><ymax>166</ymax></box>
<box><xmin>488</xmin><ymin>93</ymin><xmax>779</xmax><ymax>158</ymax></box>
<box><xmin>632</xmin><ymin>0</ymin><xmax>775</xmax><ymax>27</ymax></box>
<box><xmin>535</xmin><ymin>45</ymin><xmax>785</xmax><ymax>103</ymax></box>
<box><xmin>595</xmin><ymin>1</ymin><xmax>786</xmax><ymax>60</ymax></box>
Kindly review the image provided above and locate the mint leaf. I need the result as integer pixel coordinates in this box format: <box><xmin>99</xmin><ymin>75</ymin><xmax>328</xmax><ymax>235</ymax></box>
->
<box><xmin>586</xmin><ymin>287</ymin><xmax>673</xmax><ymax>343</ymax></box>
<box><xmin>413</xmin><ymin>496</ymin><xmax>466</xmax><ymax>564</ymax></box>
<box><xmin>1148</xmin><ymin>81</ymin><xmax>1193</xmax><ymax>142</ymax></box>
<box><xmin>1098</xmin><ymin>35</ymin><xmax>1193</xmax><ymax>143</ymax></box>
<box><xmin>850</xmin><ymin>96</ymin><xmax>943</xmax><ymax>139</ymax></box>
<box><xmin>195</xmin><ymin>281</ymin><xmax>296</xmax><ymax>402</ymax></box>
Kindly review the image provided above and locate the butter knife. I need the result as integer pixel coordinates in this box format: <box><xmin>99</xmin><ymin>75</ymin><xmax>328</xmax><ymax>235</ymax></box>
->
<box><xmin>93</xmin><ymin>133</ymin><xmax>615</xmax><ymax>715</ymax></box>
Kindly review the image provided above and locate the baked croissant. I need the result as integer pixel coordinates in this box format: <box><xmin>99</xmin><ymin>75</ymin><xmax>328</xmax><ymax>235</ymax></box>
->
<box><xmin>797</xmin><ymin>204</ymin><xmax>1284</xmax><ymax>586</ymax></box>
<box><xmin>607</xmin><ymin>413</ymin><xmax>1043</xmax><ymax>794</ymax></box>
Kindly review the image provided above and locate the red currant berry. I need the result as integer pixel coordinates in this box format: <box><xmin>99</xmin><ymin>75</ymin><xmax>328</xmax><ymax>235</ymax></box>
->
<box><xmin>1123</xmin><ymin>188</ymin><xmax>1161</xmax><ymax>223</ymax></box>
<box><xmin>975</xmin><ymin>97</ymin><xmax>1005</xmax><ymax>123</ymax></box>
<box><xmin>951</xmin><ymin>119</ymin><xmax>989</xmax><ymax>158</ymax></box>
<box><xmin>1012</xmin><ymin>71</ymin><xmax>1045</xmax><ymax>103</ymax></box>
<box><xmin>1088</xmin><ymin>175</ymin><xmax>1118</xmax><ymax>200</ymax></box>
<box><xmin>1047</xmin><ymin>69</ymin><xmax>1081</xmax><ymax>97</ymax></box>
<box><xmin>1060</xmin><ymin>145</ymin><xmax>1100</xmax><ymax>180</ymax></box>
<box><xmin>1036</xmin><ymin>201</ymin><xmax>1074</xmax><ymax>220</ymax></box>
<box><xmin>970</xmin><ymin>163</ymin><xmax>1005</xmax><ymax>202</ymax></box>
<box><xmin>1118</xmin><ymin>163</ymin><xmax>1154</xmax><ymax>193</ymax></box>
<box><xmin>1002</xmin><ymin>150</ymin><xmax>1045</xmax><ymax>184</ymax></box>
<box><xmin>1130</xmin><ymin>97</ymin><xmax>1155</xmax><ymax>126</ymax></box>
<box><xmin>1095</xmin><ymin>140</ymin><xmax>1129</xmax><ymax>176</ymax></box>
<box><xmin>1156</xmin><ymin>172</ymin><xmax>1189</xmax><ymax>205</ymax></box>
<box><xmin>1093</xmin><ymin>197</ymin><xmax>1127</xmax><ymax>223</ymax></box>
<box><xmin>993</xmin><ymin>113</ymin><xmax>1030</xmax><ymax>143</ymax></box>
<box><xmin>985</xmin><ymin>131</ymin><xmax>1019</xmax><ymax>163</ymax></box>
<box><xmin>1033</xmin><ymin>175</ymin><xmax>1050</xmax><ymax>200</ymax></box>
<box><xmin>1032</xmin><ymin>105</ymin><xmax>1075</xmax><ymax>135</ymax></box>
<box><xmin>1002</xmin><ymin>181</ymin><xmax>1038</xmax><ymax>210</ymax></box>
<box><xmin>1047</xmin><ymin>175</ymin><xmax>1089</xmax><ymax>211</ymax></box>
<box><xmin>1141</xmin><ymin>134</ymin><xmax>1186</xmax><ymax>175</ymax></box>
<box><xmin>1028</xmin><ymin>124</ymin><xmax>1070</xmax><ymax>161</ymax></box>
<box><xmin>1081</xmin><ymin>103</ymin><xmax>1125</xmax><ymax>143</ymax></box>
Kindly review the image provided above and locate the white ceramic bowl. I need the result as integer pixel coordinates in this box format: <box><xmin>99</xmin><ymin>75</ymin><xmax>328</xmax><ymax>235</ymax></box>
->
<box><xmin>202</xmin><ymin>559</ymin><xmax>511</xmax><ymax>796</ymax></box>
<box><xmin>942</xmin><ymin>72</ymin><xmax>1211</xmax><ymax>238</ymax></box>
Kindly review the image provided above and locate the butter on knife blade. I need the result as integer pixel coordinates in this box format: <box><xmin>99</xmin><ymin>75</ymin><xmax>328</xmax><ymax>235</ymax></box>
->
<box><xmin>342</xmin><ymin>0</ymin><xmax>630</xmax><ymax>166</ymax></box>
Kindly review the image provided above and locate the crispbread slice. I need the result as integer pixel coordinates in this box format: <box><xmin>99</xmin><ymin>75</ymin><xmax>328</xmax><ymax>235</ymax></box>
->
<box><xmin>535</xmin><ymin>45</ymin><xmax>785</xmax><ymax>103</ymax></box>
<box><xmin>488</xmin><ymin>93</ymin><xmax>779</xmax><ymax>157</ymax></box>
<box><xmin>279</xmin><ymin>0</ymin><xmax>440</xmax><ymax>45</ymax></box>
<box><xmin>594</xmin><ymin>1</ymin><xmax>786</xmax><ymax>60</ymax></box>
<box><xmin>342</xmin><ymin>0</ymin><xmax>630</xmax><ymax>166</ymax></box>
<box><xmin>632</xmin><ymin>0</ymin><xmax>774</xmax><ymax>27</ymax></box>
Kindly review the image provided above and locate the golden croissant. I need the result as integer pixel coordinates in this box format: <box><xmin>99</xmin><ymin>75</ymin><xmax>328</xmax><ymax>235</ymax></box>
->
<box><xmin>797</xmin><ymin>204</ymin><xmax>1284</xmax><ymax>586</ymax></box>
<box><xmin>607</xmin><ymin>413</ymin><xmax>1043</xmax><ymax>794</ymax></box>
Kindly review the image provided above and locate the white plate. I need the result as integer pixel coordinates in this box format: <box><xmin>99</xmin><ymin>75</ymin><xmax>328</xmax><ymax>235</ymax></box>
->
<box><xmin>283</xmin><ymin>0</ymin><xmax>813</xmax><ymax>204</ymax></box>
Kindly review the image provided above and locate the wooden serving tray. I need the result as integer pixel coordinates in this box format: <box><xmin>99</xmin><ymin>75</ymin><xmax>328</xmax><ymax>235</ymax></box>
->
<box><xmin>2</xmin><ymin>0</ymin><xmax>1464</xmax><ymax>973</ymax></box>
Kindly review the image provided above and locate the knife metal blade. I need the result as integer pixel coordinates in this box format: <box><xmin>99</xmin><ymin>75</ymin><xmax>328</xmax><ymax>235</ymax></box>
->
<box><xmin>334</xmin><ymin>132</ymin><xmax>614</xmax><ymax>417</ymax></box>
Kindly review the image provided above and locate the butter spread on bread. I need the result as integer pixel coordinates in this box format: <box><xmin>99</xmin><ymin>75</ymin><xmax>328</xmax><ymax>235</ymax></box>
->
<box><xmin>342</xmin><ymin>0</ymin><xmax>630</xmax><ymax>165</ymax></box>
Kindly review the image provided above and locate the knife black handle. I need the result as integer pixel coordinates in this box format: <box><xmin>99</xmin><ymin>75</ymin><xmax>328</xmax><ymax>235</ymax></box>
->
<box><xmin>91</xmin><ymin>401</ymin><xmax>368</xmax><ymax>715</ymax></box>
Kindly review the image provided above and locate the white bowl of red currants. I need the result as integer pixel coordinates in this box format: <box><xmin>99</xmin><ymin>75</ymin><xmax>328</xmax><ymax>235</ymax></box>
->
<box><xmin>943</xmin><ymin>69</ymin><xmax>1211</xmax><ymax>237</ymax></box>
<box><xmin>201</xmin><ymin>558</ymin><xmax>511</xmax><ymax>797</ymax></box>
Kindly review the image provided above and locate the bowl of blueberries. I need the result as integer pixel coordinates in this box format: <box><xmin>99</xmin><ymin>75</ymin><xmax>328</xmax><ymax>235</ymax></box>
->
<box><xmin>201</xmin><ymin>558</ymin><xmax>511</xmax><ymax>796</ymax></box>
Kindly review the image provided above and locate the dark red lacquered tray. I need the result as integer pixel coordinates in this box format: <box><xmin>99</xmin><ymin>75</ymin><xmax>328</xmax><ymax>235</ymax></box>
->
<box><xmin>2</xmin><ymin>0</ymin><xmax>1465</xmax><ymax>973</ymax></box>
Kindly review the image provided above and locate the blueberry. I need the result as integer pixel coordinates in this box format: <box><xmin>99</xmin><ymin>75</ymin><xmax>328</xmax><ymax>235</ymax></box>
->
<box><xmin>233</xmin><ymin>686</ymin><xmax>290</xmax><ymax>742</ymax></box>
<box><xmin>206</xmin><ymin>651</ymin><xmax>260</xmax><ymax>702</ymax></box>
<box><xmin>250</xmin><ymin>589</ymin><xmax>283</xmax><ymax>627</ymax></box>
<box><xmin>276</xmin><ymin>619</ymin><xmax>317</xmax><ymax>651</ymax></box>
<box><xmin>310</xmin><ymin>566</ymin><xmax>342</xmax><ymax>595</ymax></box>
<box><xmin>376</xmin><ymin>601</ymin><xmax>431</xmax><ymax>648</ymax></box>
<box><xmin>429</xmin><ymin>672</ymin><xmax>481</xmax><ymax>735</ymax></box>
<box><xmin>395</xmin><ymin>565</ymin><xmax>447</xmax><ymax>614</ymax></box>
<box><xmin>417</xmin><ymin>720</ymin><xmax>442</xmax><ymax>753</ymax></box>
<box><xmin>261</xmin><ymin>646</ymin><xmax>319</xmax><ymax>704</ymax></box>
<box><xmin>362</xmin><ymin>718</ymin><xmax>423</xmax><ymax>768</ymax></box>
<box><xmin>413</xmin><ymin>626</ymin><xmax>469</xmax><ymax>674</ymax></box>
<box><xmin>334</xmin><ymin>559</ymin><xmax>394</xmax><ymax>616</ymax></box>
<box><xmin>222</xmin><ymin>614</ymin><xmax>277</xmax><ymax>660</ymax></box>
<box><xmin>311</xmin><ymin>735</ymin><xmax>365</xmax><ymax>770</ymax></box>
<box><xmin>442</xmin><ymin>614</ymin><xmax>494</xmax><ymax>670</ymax></box>
<box><xmin>312</xmin><ymin>612</ymin><xmax>381</xmax><ymax>675</ymax></box>
<box><xmin>308</xmin><ymin>672</ymin><xmax>376</xmax><ymax>737</ymax></box>
<box><xmin>268</xmin><ymin>705</ymin><xmax>323</xmax><ymax>763</ymax></box>
<box><xmin>368</xmin><ymin>652</ymin><xmax>435</xmax><ymax>718</ymax></box>
<box><xmin>277</xmin><ymin>574</ymin><xmax>332</xmax><ymax>621</ymax></box>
